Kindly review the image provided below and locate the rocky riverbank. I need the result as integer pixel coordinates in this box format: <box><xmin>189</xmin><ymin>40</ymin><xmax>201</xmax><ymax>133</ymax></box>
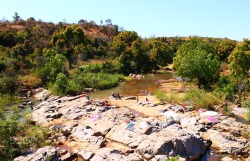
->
<box><xmin>14</xmin><ymin>89</ymin><xmax>250</xmax><ymax>161</ymax></box>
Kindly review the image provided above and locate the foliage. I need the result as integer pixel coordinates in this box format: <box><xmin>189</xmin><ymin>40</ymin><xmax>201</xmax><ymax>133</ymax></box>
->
<box><xmin>36</xmin><ymin>52</ymin><xmax>68</xmax><ymax>84</ymax></box>
<box><xmin>52</xmin><ymin>73</ymin><xmax>68</xmax><ymax>95</ymax></box>
<box><xmin>155</xmin><ymin>89</ymin><xmax>169</xmax><ymax>101</ymax></box>
<box><xmin>52</xmin><ymin>25</ymin><xmax>85</xmax><ymax>68</ymax></box>
<box><xmin>147</xmin><ymin>39</ymin><xmax>174</xmax><ymax>67</ymax></box>
<box><xmin>245</xmin><ymin>112</ymin><xmax>250</xmax><ymax>122</ymax></box>
<box><xmin>0</xmin><ymin>94</ymin><xmax>19</xmax><ymax>108</ymax></box>
<box><xmin>155</xmin><ymin>89</ymin><xmax>183</xmax><ymax>103</ymax></box>
<box><xmin>173</xmin><ymin>38</ymin><xmax>220</xmax><ymax>89</ymax></box>
<box><xmin>0</xmin><ymin>107</ymin><xmax>22</xmax><ymax>160</ymax></box>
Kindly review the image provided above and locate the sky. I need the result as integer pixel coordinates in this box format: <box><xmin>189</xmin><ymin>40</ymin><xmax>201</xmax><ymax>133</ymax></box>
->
<box><xmin>1</xmin><ymin>0</ymin><xmax>250</xmax><ymax>41</ymax></box>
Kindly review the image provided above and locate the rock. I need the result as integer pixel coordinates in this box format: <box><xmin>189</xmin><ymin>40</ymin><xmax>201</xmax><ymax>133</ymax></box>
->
<box><xmin>71</xmin><ymin>125</ymin><xmax>105</xmax><ymax>148</ymax></box>
<box><xmin>221</xmin><ymin>156</ymin><xmax>234</xmax><ymax>161</ymax></box>
<box><xmin>60</xmin><ymin>152</ymin><xmax>74</xmax><ymax>161</ymax></box>
<box><xmin>90</xmin><ymin>148</ymin><xmax>142</xmax><ymax>161</ymax></box>
<box><xmin>78</xmin><ymin>149</ymin><xmax>94</xmax><ymax>160</ymax></box>
<box><xmin>14</xmin><ymin>146</ymin><xmax>58</xmax><ymax>161</ymax></box>
<box><xmin>106</xmin><ymin>122</ymin><xmax>207</xmax><ymax>159</ymax></box>
<box><xmin>203</xmin><ymin>129</ymin><xmax>248</xmax><ymax>154</ymax></box>
<box><xmin>46</xmin><ymin>112</ymin><xmax>63</xmax><ymax>119</ymax></box>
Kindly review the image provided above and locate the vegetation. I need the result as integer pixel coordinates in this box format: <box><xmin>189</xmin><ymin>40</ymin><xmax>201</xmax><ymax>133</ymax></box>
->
<box><xmin>0</xmin><ymin>106</ymin><xmax>50</xmax><ymax>160</ymax></box>
<box><xmin>0</xmin><ymin>12</ymin><xmax>250</xmax><ymax>159</ymax></box>
<box><xmin>173</xmin><ymin>38</ymin><xmax>220</xmax><ymax>89</ymax></box>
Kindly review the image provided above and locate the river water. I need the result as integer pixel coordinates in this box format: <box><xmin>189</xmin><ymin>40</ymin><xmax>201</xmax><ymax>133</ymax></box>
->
<box><xmin>89</xmin><ymin>72</ymin><xmax>176</xmax><ymax>100</ymax></box>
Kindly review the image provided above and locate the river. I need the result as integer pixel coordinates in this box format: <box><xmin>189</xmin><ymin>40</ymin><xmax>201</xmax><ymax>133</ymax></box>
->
<box><xmin>89</xmin><ymin>72</ymin><xmax>176</xmax><ymax>100</ymax></box>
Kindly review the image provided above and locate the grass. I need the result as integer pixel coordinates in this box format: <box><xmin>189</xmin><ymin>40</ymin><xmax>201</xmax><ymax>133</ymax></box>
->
<box><xmin>155</xmin><ymin>88</ymin><xmax>221</xmax><ymax>110</ymax></box>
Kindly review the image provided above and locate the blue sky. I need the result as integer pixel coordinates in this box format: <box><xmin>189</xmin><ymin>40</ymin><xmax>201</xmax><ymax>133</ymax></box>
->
<box><xmin>1</xmin><ymin>0</ymin><xmax>250</xmax><ymax>41</ymax></box>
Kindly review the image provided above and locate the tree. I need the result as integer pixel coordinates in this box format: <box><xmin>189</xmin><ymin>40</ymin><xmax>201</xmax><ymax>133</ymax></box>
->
<box><xmin>13</xmin><ymin>12</ymin><xmax>20</xmax><ymax>22</ymax></box>
<box><xmin>228</xmin><ymin>39</ymin><xmax>250</xmax><ymax>100</ymax></box>
<box><xmin>173</xmin><ymin>38</ymin><xmax>220</xmax><ymax>89</ymax></box>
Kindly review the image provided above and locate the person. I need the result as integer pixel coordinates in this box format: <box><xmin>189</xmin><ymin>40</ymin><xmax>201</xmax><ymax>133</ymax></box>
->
<box><xmin>136</xmin><ymin>95</ymin><xmax>139</xmax><ymax>103</ymax></box>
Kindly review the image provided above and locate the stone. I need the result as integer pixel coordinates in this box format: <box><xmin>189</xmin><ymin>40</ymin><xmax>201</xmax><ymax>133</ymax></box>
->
<box><xmin>221</xmin><ymin>156</ymin><xmax>234</xmax><ymax>161</ymax></box>
<box><xmin>78</xmin><ymin>149</ymin><xmax>94</xmax><ymax>160</ymax></box>
<box><xmin>14</xmin><ymin>146</ymin><xmax>58</xmax><ymax>161</ymax></box>
<box><xmin>71</xmin><ymin>125</ymin><xmax>105</xmax><ymax>147</ymax></box>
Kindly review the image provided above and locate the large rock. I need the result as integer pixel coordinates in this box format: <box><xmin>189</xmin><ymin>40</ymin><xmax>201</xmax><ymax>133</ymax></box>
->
<box><xmin>106</xmin><ymin>121</ymin><xmax>207</xmax><ymax>160</ymax></box>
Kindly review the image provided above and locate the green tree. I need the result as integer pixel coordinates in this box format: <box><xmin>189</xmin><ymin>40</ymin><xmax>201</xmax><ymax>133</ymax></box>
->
<box><xmin>228</xmin><ymin>39</ymin><xmax>250</xmax><ymax>100</ymax></box>
<box><xmin>173</xmin><ymin>38</ymin><xmax>220</xmax><ymax>89</ymax></box>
